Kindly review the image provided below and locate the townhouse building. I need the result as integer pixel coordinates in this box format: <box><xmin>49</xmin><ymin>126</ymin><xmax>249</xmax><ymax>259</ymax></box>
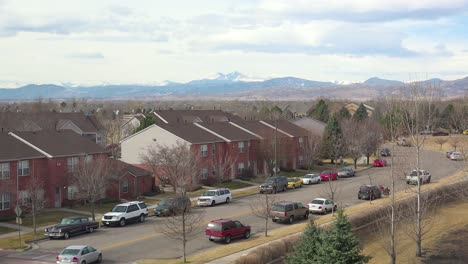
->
<box><xmin>120</xmin><ymin>110</ymin><xmax>311</xmax><ymax>183</ymax></box>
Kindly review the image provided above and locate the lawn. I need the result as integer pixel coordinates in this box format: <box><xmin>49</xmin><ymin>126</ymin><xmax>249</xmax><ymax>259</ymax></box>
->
<box><xmin>0</xmin><ymin>231</ymin><xmax>45</xmax><ymax>250</ymax></box>
<box><xmin>73</xmin><ymin>202</ymin><xmax>118</xmax><ymax>215</ymax></box>
<box><xmin>7</xmin><ymin>210</ymin><xmax>87</xmax><ymax>228</ymax></box>
<box><xmin>0</xmin><ymin>226</ymin><xmax>16</xmax><ymax>235</ymax></box>
<box><xmin>213</xmin><ymin>180</ymin><xmax>253</xmax><ymax>189</ymax></box>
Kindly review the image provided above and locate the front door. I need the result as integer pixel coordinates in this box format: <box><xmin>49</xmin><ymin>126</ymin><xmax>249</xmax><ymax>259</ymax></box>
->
<box><xmin>54</xmin><ymin>186</ymin><xmax>62</xmax><ymax>208</ymax></box>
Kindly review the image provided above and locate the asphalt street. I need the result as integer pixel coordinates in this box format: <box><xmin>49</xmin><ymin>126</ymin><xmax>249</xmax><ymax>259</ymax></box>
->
<box><xmin>0</xmin><ymin>146</ymin><xmax>462</xmax><ymax>264</ymax></box>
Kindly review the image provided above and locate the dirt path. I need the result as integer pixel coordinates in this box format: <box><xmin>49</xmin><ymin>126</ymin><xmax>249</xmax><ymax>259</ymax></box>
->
<box><xmin>360</xmin><ymin>201</ymin><xmax>468</xmax><ymax>264</ymax></box>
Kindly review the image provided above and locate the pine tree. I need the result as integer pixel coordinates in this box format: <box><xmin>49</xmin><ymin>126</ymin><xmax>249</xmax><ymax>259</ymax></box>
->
<box><xmin>286</xmin><ymin>218</ymin><xmax>322</xmax><ymax>264</ymax></box>
<box><xmin>316</xmin><ymin>210</ymin><xmax>370</xmax><ymax>264</ymax></box>
<box><xmin>307</xmin><ymin>99</ymin><xmax>329</xmax><ymax>122</ymax></box>
<box><xmin>354</xmin><ymin>103</ymin><xmax>369</xmax><ymax>121</ymax></box>
<box><xmin>321</xmin><ymin>114</ymin><xmax>344</xmax><ymax>163</ymax></box>
<box><xmin>338</xmin><ymin>106</ymin><xmax>351</xmax><ymax>120</ymax></box>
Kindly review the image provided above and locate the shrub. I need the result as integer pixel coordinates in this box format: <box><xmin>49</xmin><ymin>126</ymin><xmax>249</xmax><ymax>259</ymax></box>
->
<box><xmin>280</xmin><ymin>167</ymin><xmax>296</xmax><ymax>172</ymax></box>
<box><xmin>98</xmin><ymin>197</ymin><xmax>120</xmax><ymax>204</ymax></box>
<box><xmin>141</xmin><ymin>191</ymin><xmax>158</xmax><ymax>197</ymax></box>
<box><xmin>200</xmin><ymin>176</ymin><xmax>218</xmax><ymax>186</ymax></box>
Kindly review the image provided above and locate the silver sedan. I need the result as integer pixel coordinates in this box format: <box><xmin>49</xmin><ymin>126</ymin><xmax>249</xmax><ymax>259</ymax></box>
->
<box><xmin>56</xmin><ymin>245</ymin><xmax>102</xmax><ymax>264</ymax></box>
<box><xmin>301</xmin><ymin>174</ymin><xmax>321</xmax><ymax>185</ymax></box>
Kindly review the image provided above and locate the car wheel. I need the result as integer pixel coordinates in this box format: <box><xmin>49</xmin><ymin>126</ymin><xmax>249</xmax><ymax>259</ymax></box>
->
<box><xmin>288</xmin><ymin>216</ymin><xmax>294</xmax><ymax>224</ymax></box>
<box><xmin>406</xmin><ymin>181</ymin><xmax>410</xmax><ymax>184</ymax></box>
<box><xmin>272</xmin><ymin>219</ymin><xmax>277</xmax><ymax>222</ymax></box>
<box><xmin>211</xmin><ymin>200</ymin><xmax>215</xmax><ymax>206</ymax></box>
<box><xmin>304</xmin><ymin>212</ymin><xmax>309</xmax><ymax>219</ymax></box>
<box><xmin>226</xmin><ymin>197</ymin><xmax>230</xmax><ymax>204</ymax></box>
<box><xmin>273</xmin><ymin>187</ymin><xmax>277</xmax><ymax>194</ymax></box>
<box><xmin>63</xmin><ymin>232</ymin><xmax>70</xmax><ymax>239</ymax></box>
<box><xmin>48</xmin><ymin>236</ymin><xmax>54</xmax><ymax>240</ymax></box>
<box><xmin>209</xmin><ymin>238</ymin><xmax>214</xmax><ymax>241</ymax></box>
<box><xmin>81</xmin><ymin>261</ymin><xmax>86</xmax><ymax>264</ymax></box>
<box><xmin>139</xmin><ymin>214</ymin><xmax>145</xmax><ymax>223</ymax></box>
<box><xmin>244</xmin><ymin>230</ymin><xmax>251</xmax><ymax>239</ymax></box>
<box><xmin>88</xmin><ymin>227</ymin><xmax>94</xmax><ymax>233</ymax></box>
<box><xmin>299</xmin><ymin>184</ymin><xmax>302</xmax><ymax>188</ymax></box>
<box><xmin>119</xmin><ymin>218</ymin><xmax>126</xmax><ymax>227</ymax></box>
<box><xmin>97</xmin><ymin>254</ymin><xmax>102</xmax><ymax>263</ymax></box>
<box><xmin>427</xmin><ymin>176</ymin><xmax>431</xmax><ymax>183</ymax></box>
<box><xmin>334</xmin><ymin>205</ymin><xmax>337</xmax><ymax>211</ymax></box>
<box><xmin>225</xmin><ymin>235</ymin><xmax>231</xmax><ymax>244</ymax></box>
<box><xmin>358</xmin><ymin>195</ymin><xmax>361</xmax><ymax>200</ymax></box>
<box><xmin>283</xmin><ymin>186</ymin><xmax>286</xmax><ymax>192</ymax></box>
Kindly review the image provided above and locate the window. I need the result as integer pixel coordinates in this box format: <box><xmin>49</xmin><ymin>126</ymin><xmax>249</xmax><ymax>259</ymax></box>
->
<box><xmin>298</xmin><ymin>156</ymin><xmax>304</xmax><ymax>166</ymax></box>
<box><xmin>201</xmin><ymin>145</ymin><xmax>208</xmax><ymax>157</ymax></box>
<box><xmin>238</xmin><ymin>142</ymin><xmax>245</xmax><ymax>153</ymax></box>
<box><xmin>248</xmin><ymin>141</ymin><xmax>251</xmax><ymax>152</ymax></box>
<box><xmin>67</xmin><ymin>157</ymin><xmax>79</xmax><ymax>172</ymax></box>
<box><xmin>128</xmin><ymin>204</ymin><xmax>139</xmax><ymax>212</ymax></box>
<box><xmin>212</xmin><ymin>166</ymin><xmax>216</xmax><ymax>176</ymax></box>
<box><xmin>0</xmin><ymin>193</ymin><xmax>11</xmax><ymax>210</ymax></box>
<box><xmin>212</xmin><ymin>143</ymin><xmax>216</xmax><ymax>155</ymax></box>
<box><xmin>237</xmin><ymin>162</ymin><xmax>245</xmax><ymax>175</ymax></box>
<box><xmin>0</xmin><ymin>163</ymin><xmax>10</xmax><ymax>180</ymax></box>
<box><xmin>122</xmin><ymin>179</ymin><xmax>129</xmax><ymax>193</ymax></box>
<box><xmin>67</xmin><ymin>185</ymin><xmax>79</xmax><ymax>200</ymax></box>
<box><xmin>201</xmin><ymin>168</ymin><xmax>209</xmax><ymax>179</ymax></box>
<box><xmin>299</xmin><ymin>137</ymin><xmax>304</xmax><ymax>148</ymax></box>
<box><xmin>84</xmin><ymin>155</ymin><xmax>93</xmax><ymax>163</ymax></box>
<box><xmin>17</xmin><ymin>160</ymin><xmax>30</xmax><ymax>176</ymax></box>
<box><xmin>18</xmin><ymin>190</ymin><xmax>30</xmax><ymax>206</ymax></box>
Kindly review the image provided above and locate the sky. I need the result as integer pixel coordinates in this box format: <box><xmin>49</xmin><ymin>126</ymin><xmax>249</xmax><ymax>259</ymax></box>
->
<box><xmin>1</xmin><ymin>0</ymin><xmax>468</xmax><ymax>86</ymax></box>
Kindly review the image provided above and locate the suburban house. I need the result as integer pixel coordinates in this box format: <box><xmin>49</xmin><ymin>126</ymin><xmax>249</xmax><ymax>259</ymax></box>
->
<box><xmin>120</xmin><ymin>113</ymin><xmax>146</xmax><ymax>139</ymax></box>
<box><xmin>344</xmin><ymin>103</ymin><xmax>375</xmax><ymax>117</ymax></box>
<box><xmin>292</xmin><ymin>116</ymin><xmax>326</xmax><ymax>136</ymax></box>
<box><xmin>0</xmin><ymin>112</ymin><xmax>107</xmax><ymax>146</ymax></box>
<box><xmin>107</xmin><ymin>159</ymin><xmax>153</xmax><ymax>200</ymax></box>
<box><xmin>0</xmin><ymin>130</ymin><xmax>151</xmax><ymax>217</ymax></box>
<box><xmin>120</xmin><ymin>110</ymin><xmax>311</xmax><ymax>183</ymax></box>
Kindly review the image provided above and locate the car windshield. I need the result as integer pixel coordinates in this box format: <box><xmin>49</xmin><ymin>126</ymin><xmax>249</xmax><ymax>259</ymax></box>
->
<box><xmin>311</xmin><ymin>199</ymin><xmax>324</xmax><ymax>204</ymax></box>
<box><xmin>60</xmin><ymin>218</ymin><xmax>78</xmax><ymax>225</ymax></box>
<box><xmin>322</xmin><ymin>171</ymin><xmax>330</xmax><ymax>174</ymax></box>
<box><xmin>360</xmin><ymin>186</ymin><xmax>371</xmax><ymax>191</ymax></box>
<box><xmin>203</xmin><ymin>191</ymin><xmax>217</xmax><ymax>196</ymax></box>
<box><xmin>287</xmin><ymin>178</ymin><xmax>296</xmax><ymax>182</ymax></box>
<box><xmin>265</xmin><ymin>178</ymin><xmax>277</xmax><ymax>183</ymax></box>
<box><xmin>111</xmin><ymin>205</ymin><xmax>127</xmax><ymax>212</ymax></box>
<box><xmin>410</xmin><ymin>171</ymin><xmax>421</xmax><ymax>176</ymax></box>
<box><xmin>207</xmin><ymin>223</ymin><xmax>222</xmax><ymax>231</ymax></box>
<box><xmin>271</xmin><ymin>204</ymin><xmax>286</xmax><ymax>212</ymax></box>
<box><xmin>159</xmin><ymin>199</ymin><xmax>173</xmax><ymax>206</ymax></box>
<box><xmin>61</xmin><ymin>249</ymin><xmax>80</xmax><ymax>255</ymax></box>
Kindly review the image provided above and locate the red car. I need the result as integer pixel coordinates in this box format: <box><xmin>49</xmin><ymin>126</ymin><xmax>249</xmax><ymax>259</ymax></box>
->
<box><xmin>205</xmin><ymin>219</ymin><xmax>251</xmax><ymax>244</ymax></box>
<box><xmin>373</xmin><ymin>159</ymin><xmax>387</xmax><ymax>167</ymax></box>
<box><xmin>319</xmin><ymin>170</ymin><xmax>338</xmax><ymax>181</ymax></box>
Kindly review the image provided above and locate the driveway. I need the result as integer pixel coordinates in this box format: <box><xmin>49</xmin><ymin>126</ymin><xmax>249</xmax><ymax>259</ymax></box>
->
<box><xmin>1</xmin><ymin>146</ymin><xmax>461</xmax><ymax>263</ymax></box>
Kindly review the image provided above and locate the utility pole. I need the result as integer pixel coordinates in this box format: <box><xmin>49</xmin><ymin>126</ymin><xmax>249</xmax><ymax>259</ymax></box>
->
<box><xmin>274</xmin><ymin>118</ymin><xmax>278</xmax><ymax>177</ymax></box>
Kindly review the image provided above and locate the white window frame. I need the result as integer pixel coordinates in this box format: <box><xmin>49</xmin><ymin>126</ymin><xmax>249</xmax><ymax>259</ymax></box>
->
<box><xmin>67</xmin><ymin>185</ymin><xmax>79</xmax><ymax>200</ymax></box>
<box><xmin>299</xmin><ymin>137</ymin><xmax>304</xmax><ymax>148</ymax></box>
<box><xmin>248</xmin><ymin>141</ymin><xmax>251</xmax><ymax>152</ymax></box>
<box><xmin>0</xmin><ymin>193</ymin><xmax>11</xmax><ymax>210</ymax></box>
<box><xmin>298</xmin><ymin>155</ymin><xmax>304</xmax><ymax>166</ymax></box>
<box><xmin>212</xmin><ymin>143</ymin><xmax>216</xmax><ymax>155</ymax></box>
<box><xmin>237</xmin><ymin>162</ymin><xmax>245</xmax><ymax>175</ymax></box>
<box><xmin>238</xmin><ymin>142</ymin><xmax>245</xmax><ymax>153</ymax></box>
<box><xmin>201</xmin><ymin>145</ymin><xmax>208</xmax><ymax>157</ymax></box>
<box><xmin>122</xmin><ymin>179</ymin><xmax>129</xmax><ymax>193</ymax></box>
<box><xmin>201</xmin><ymin>168</ymin><xmax>209</xmax><ymax>179</ymax></box>
<box><xmin>0</xmin><ymin>162</ymin><xmax>10</xmax><ymax>180</ymax></box>
<box><xmin>67</xmin><ymin>157</ymin><xmax>79</xmax><ymax>172</ymax></box>
<box><xmin>17</xmin><ymin>160</ymin><xmax>30</xmax><ymax>176</ymax></box>
<box><xmin>18</xmin><ymin>190</ymin><xmax>30</xmax><ymax>206</ymax></box>
<box><xmin>212</xmin><ymin>166</ymin><xmax>216</xmax><ymax>176</ymax></box>
<box><xmin>84</xmin><ymin>155</ymin><xmax>93</xmax><ymax>164</ymax></box>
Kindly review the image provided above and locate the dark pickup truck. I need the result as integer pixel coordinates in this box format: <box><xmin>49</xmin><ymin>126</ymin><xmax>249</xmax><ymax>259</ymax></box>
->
<box><xmin>45</xmin><ymin>216</ymin><xmax>99</xmax><ymax>239</ymax></box>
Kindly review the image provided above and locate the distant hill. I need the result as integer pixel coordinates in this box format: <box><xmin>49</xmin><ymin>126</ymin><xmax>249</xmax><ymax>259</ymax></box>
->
<box><xmin>0</xmin><ymin>73</ymin><xmax>466</xmax><ymax>100</ymax></box>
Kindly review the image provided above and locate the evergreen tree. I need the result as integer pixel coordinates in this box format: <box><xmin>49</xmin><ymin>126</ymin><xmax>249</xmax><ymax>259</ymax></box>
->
<box><xmin>316</xmin><ymin>210</ymin><xmax>370</xmax><ymax>264</ymax></box>
<box><xmin>354</xmin><ymin>103</ymin><xmax>369</xmax><ymax>121</ymax></box>
<box><xmin>307</xmin><ymin>99</ymin><xmax>329</xmax><ymax>122</ymax></box>
<box><xmin>439</xmin><ymin>104</ymin><xmax>454</xmax><ymax>129</ymax></box>
<box><xmin>321</xmin><ymin>114</ymin><xmax>344</xmax><ymax>163</ymax></box>
<box><xmin>135</xmin><ymin>116</ymin><xmax>155</xmax><ymax>133</ymax></box>
<box><xmin>338</xmin><ymin>106</ymin><xmax>351</xmax><ymax>120</ymax></box>
<box><xmin>286</xmin><ymin>218</ymin><xmax>323</xmax><ymax>264</ymax></box>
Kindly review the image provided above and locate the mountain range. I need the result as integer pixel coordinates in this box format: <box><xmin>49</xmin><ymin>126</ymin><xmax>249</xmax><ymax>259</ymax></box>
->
<box><xmin>0</xmin><ymin>73</ymin><xmax>466</xmax><ymax>101</ymax></box>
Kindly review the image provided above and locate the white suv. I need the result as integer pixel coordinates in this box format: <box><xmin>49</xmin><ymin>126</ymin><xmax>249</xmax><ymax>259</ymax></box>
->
<box><xmin>102</xmin><ymin>201</ymin><xmax>148</xmax><ymax>227</ymax></box>
<box><xmin>197</xmin><ymin>189</ymin><xmax>232</xmax><ymax>206</ymax></box>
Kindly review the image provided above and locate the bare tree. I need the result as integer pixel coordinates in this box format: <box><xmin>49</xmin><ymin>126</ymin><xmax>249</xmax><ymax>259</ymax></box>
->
<box><xmin>433</xmin><ymin>137</ymin><xmax>447</xmax><ymax>150</ymax></box>
<box><xmin>257</xmin><ymin>139</ymin><xmax>277</xmax><ymax>176</ymax></box>
<box><xmin>342</xmin><ymin>119</ymin><xmax>365</xmax><ymax>169</ymax></box>
<box><xmin>320</xmin><ymin>177</ymin><xmax>340</xmax><ymax>216</ymax></box>
<box><xmin>25</xmin><ymin>174</ymin><xmax>46</xmax><ymax>234</ymax></box>
<box><xmin>449</xmin><ymin>136</ymin><xmax>461</xmax><ymax>151</ymax></box>
<box><xmin>71</xmin><ymin>156</ymin><xmax>114</xmax><ymax>221</ymax></box>
<box><xmin>140</xmin><ymin>141</ymin><xmax>201</xmax><ymax>194</ymax></box>
<box><xmin>303</xmin><ymin>133</ymin><xmax>322</xmax><ymax>171</ymax></box>
<box><xmin>249</xmin><ymin>193</ymin><xmax>277</xmax><ymax>237</ymax></box>
<box><xmin>361</xmin><ymin>119</ymin><xmax>383</xmax><ymax>165</ymax></box>
<box><xmin>100</xmin><ymin>118</ymin><xmax>122</xmax><ymax>158</ymax></box>
<box><xmin>213</xmin><ymin>146</ymin><xmax>237</xmax><ymax>185</ymax></box>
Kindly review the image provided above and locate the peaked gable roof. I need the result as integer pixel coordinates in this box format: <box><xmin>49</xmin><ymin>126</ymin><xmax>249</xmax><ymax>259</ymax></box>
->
<box><xmin>153</xmin><ymin>110</ymin><xmax>242</xmax><ymax>124</ymax></box>
<box><xmin>0</xmin><ymin>133</ymin><xmax>45</xmax><ymax>161</ymax></box>
<box><xmin>196</xmin><ymin>122</ymin><xmax>258</xmax><ymax>142</ymax></box>
<box><xmin>156</xmin><ymin>123</ymin><xmax>225</xmax><ymax>144</ymax></box>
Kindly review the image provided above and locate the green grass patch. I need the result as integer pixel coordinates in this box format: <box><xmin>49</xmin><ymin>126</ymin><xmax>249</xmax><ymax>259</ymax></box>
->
<box><xmin>214</xmin><ymin>180</ymin><xmax>253</xmax><ymax>189</ymax></box>
<box><xmin>7</xmin><ymin>211</ymin><xmax>87</xmax><ymax>228</ymax></box>
<box><xmin>0</xmin><ymin>226</ymin><xmax>16</xmax><ymax>235</ymax></box>
<box><xmin>74</xmin><ymin>202</ymin><xmax>118</xmax><ymax>215</ymax></box>
<box><xmin>0</xmin><ymin>231</ymin><xmax>45</xmax><ymax>250</ymax></box>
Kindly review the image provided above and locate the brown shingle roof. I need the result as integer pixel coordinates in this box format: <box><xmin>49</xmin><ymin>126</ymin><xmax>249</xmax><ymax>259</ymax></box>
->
<box><xmin>153</xmin><ymin>110</ymin><xmax>242</xmax><ymax>124</ymax></box>
<box><xmin>111</xmin><ymin>159</ymin><xmax>152</xmax><ymax>177</ymax></box>
<box><xmin>196</xmin><ymin>122</ymin><xmax>258</xmax><ymax>142</ymax></box>
<box><xmin>12</xmin><ymin>130</ymin><xmax>107</xmax><ymax>157</ymax></box>
<box><xmin>0</xmin><ymin>133</ymin><xmax>45</xmax><ymax>161</ymax></box>
<box><xmin>156</xmin><ymin>123</ymin><xmax>225</xmax><ymax>144</ymax></box>
<box><xmin>230</xmin><ymin>120</ymin><xmax>278</xmax><ymax>139</ymax></box>
<box><xmin>260</xmin><ymin>120</ymin><xmax>310</xmax><ymax>137</ymax></box>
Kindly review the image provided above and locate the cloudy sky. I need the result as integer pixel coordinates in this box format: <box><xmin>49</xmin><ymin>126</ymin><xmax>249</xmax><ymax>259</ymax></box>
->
<box><xmin>1</xmin><ymin>0</ymin><xmax>468</xmax><ymax>85</ymax></box>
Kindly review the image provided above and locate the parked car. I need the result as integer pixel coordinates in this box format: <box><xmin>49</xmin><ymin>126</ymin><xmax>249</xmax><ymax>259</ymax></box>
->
<box><xmin>373</xmin><ymin>159</ymin><xmax>387</xmax><ymax>167</ymax></box>
<box><xmin>307</xmin><ymin>198</ymin><xmax>337</xmax><ymax>215</ymax></box>
<box><xmin>396</xmin><ymin>138</ymin><xmax>411</xmax><ymax>147</ymax></box>
<box><xmin>337</xmin><ymin>167</ymin><xmax>355</xmax><ymax>178</ymax></box>
<box><xmin>101</xmin><ymin>201</ymin><xmax>148</xmax><ymax>227</ymax></box>
<box><xmin>449</xmin><ymin>151</ymin><xmax>464</xmax><ymax>161</ymax></box>
<box><xmin>205</xmin><ymin>219</ymin><xmax>251</xmax><ymax>244</ymax></box>
<box><xmin>301</xmin><ymin>174</ymin><xmax>321</xmax><ymax>185</ymax></box>
<box><xmin>446</xmin><ymin>150</ymin><xmax>456</xmax><ymax>158</ymax></box>
<box><xmin>56</xmin><ymin>245</ymin><xmax>102</xmax><ymax>264</ymax></box>
<box><xmin>45</xmin><ymin>216</ymin><xmax>99</xmax><ymax>240</ymax></box>
<box><xmin>197</xmin><ymin>188</ymin><xmax>232</xmax><ymax>206</ymax></box>
<box><xmin>432</xmin><ymin>131</ymin><xmax>449</xmax><ymax>136</ymax></box>
<box><xmin>319</xmin><ymin>170</ymin><xmax>338</xmax><ymax>181</ymax></box>
<box><xmin>358</xmin><ymin>185</ymin><xmax>382</xmax><ymax>200</ymax></box>
<box><xmin>380</xmin><ymin>148</ymin><xmax>391</xmax><ymax>157</ymax></box>
<box><xmin>464</xmin><ymin>129</ymin><xmax>468</xmax><ymax>135</ymax></box>
<box><xmin>420</xmin><ymin>130</ymin><xmax>434</xmax><ymax>135</ymax></box>
<box><xmin>270</xmin><ymin>201</ymin><xmax>309</xmax><ymax>224</ymax></box>
<box><xmin>287</xmin><ymin>178</ymin><xmax>303</xmax><ymax>189</ymax></box>
<box><xmin>154</xmin><ymin>196</ymin><xmax>191</xmax><ymax>216</ymax></box>
<box><xmin>259</xmin><ymin>176</ymin><xmax>288</xmax><ymax>193</ymax></box>
<box><xmin>406</xmin><ymin>169</ymin><xmax>431</xmax><ymax>185</ymax></box>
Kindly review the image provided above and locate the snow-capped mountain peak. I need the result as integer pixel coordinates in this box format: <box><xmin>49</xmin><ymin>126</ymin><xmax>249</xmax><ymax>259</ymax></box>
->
<box><xmin>206</xmin><ymin>72</ymin><xmax>268</xmax><ymax>82</ymax></box>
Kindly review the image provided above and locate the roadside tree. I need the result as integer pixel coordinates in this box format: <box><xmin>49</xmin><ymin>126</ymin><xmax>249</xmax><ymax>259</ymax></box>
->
<box><xmin>249</xmin><ymin>193</ymin><xmax>277</xmax><ymax>237</ymax></box>
<box><xmin>25</xmin><ymin>174</ymin><xmax>47</xmax><ymax>234</ymax></box>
